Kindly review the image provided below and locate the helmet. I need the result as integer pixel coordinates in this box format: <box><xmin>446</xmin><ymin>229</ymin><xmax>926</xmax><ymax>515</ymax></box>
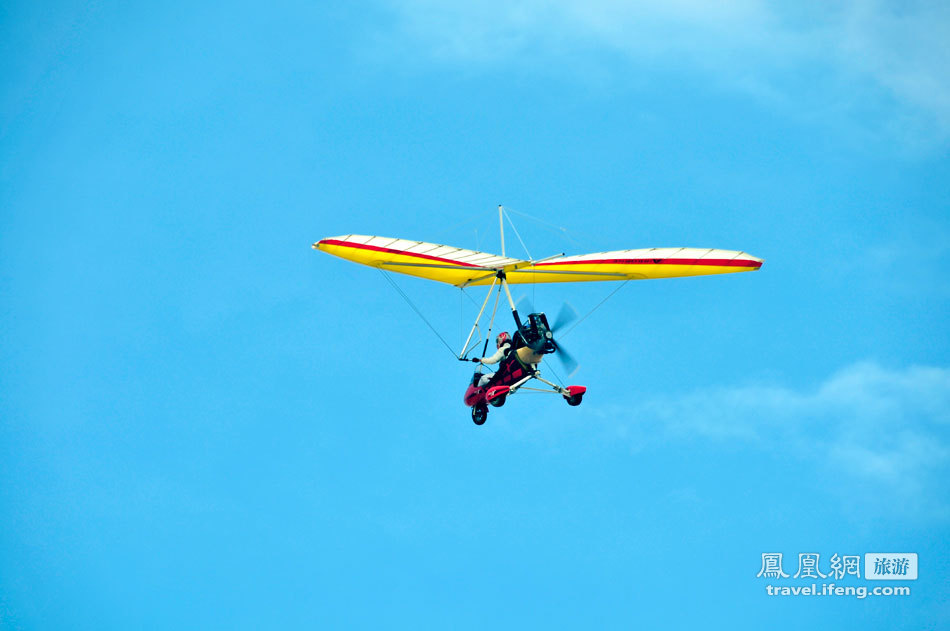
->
<box><xmin>495</xmin><ymin>332</ymin><xmax>510</xmax><ymax>349</ymax></box>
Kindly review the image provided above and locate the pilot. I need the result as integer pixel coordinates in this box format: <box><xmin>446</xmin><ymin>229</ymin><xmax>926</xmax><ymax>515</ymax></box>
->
<box><xmin>473</xmin><ymin>332</ymin><xmax>512</xmax><ymax>386</ymax></box>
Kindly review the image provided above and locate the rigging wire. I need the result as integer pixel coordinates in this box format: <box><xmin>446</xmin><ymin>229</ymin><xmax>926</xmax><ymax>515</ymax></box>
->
<box><xmin>376</xmin><ymin>268</ymin><xmax>459</xmax><ymax>359</ymax></box>
<box><xmin>459</xmin><ymin>287</ymin><xmax>481</xmax><ymax>307</ymax></box>
<box><xmin>545</xmin><ymin>361</ymin><xmax>566</xmax><ymax>387</ymax></box>
<box><xmin>561</xmin><ymin>280</ymin><xmax>631</xmax><ymax>340</ymax></box>
<box><xmin>503</xmin><ymin>206</ymin><xmax>584</xmax><ymax>248</ymax></box>
<box><xmin>503</xmin><ymin>209</ymin><xmax>533</xmax><ymax>260</ymax></box>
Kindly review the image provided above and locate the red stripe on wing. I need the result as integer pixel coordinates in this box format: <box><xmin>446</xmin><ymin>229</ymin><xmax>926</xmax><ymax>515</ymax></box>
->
<box><xmin>534</xmin><ymin>257</ymin><xmax>762</xmax><ymax>269</ymax></box>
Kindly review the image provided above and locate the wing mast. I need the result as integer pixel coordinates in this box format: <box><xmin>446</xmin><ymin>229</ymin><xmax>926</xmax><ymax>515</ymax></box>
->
<box><xmin>499</xmin><ymin>204</ymin><xmax>505</xmax><ymax>257</ymax></box>
<box><xmin>496</xmin><ymin>205</ymin><xmax>523</xmax><ymax>338</ymax></box>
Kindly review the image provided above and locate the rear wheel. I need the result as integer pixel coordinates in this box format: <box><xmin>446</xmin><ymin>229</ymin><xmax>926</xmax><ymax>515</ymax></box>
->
<box><xmin>488</xmin><ymin>394</ymin><xmax>506</xmax><ymax>408</ymax></box>
<box><xmin>472</xmin><ymin>404</ymin><xmax>488</xmax><ymax>425</ymax></box>
<box><xmin>565</xmin><ymin>393</ymin><xmax>583</xmax><ymax>407</ymax></box>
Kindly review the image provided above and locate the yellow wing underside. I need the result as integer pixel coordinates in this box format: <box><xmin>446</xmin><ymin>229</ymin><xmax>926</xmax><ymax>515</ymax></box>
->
<box><xmin>314</xmin><ymin>235</ymin><xmax>763</xmax><ymax>287</ymax></box>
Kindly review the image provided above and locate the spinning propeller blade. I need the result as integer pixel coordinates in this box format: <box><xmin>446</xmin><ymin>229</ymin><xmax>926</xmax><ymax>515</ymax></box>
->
<box><xmin>515</xmin><ymin>295</ymin><xmax>534</xmax><ymax>316</ymax></box>
<box><xmin>550</xmin><ymin>302</ymin><xmax>579</xmax><ymax>374</ymax></box>
<box><xmin>552</xmin><ymin>302</ymin><xmax>578</xmax><ymax>333</ymax></box>
<box><xmin>554</xmin><ymin>340</ymin><xmax>579</xmax><ymax>376</ymax></box>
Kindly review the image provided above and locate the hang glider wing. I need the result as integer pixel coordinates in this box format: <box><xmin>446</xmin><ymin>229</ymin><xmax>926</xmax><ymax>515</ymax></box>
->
<box><xmin>314</xmin><ymin>235</ymin><xmax>763</xmax><ymax>286</ymax></box>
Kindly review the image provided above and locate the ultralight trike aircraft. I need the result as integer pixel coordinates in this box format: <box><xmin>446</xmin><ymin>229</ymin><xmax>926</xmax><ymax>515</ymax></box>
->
<box><xmin>314</xmin><ymin>206</ymin><xmax>762</xmax><ymax>425</ymax></box>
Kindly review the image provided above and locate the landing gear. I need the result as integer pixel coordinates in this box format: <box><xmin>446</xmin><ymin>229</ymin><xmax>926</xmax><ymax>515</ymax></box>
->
<box><xmin>562</xmin><ymin>385</ymin><xmax>586</xmax><ymax>406</ymax></box>
<box><xmin>472</xmin><ymin>404</ymin><xmax>488</xmax><ymax>425</ymax></box>
<box><xmin>488</xmin><ymin>394</ymin><xmax>506</xmax><ymax>407</ymax></box>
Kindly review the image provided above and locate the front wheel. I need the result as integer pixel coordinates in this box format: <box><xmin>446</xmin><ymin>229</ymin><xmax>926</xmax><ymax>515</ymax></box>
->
<box><xmin>472</xmin><ymin>404</ymin><xmax>488</xmax><ymax>425</ymax></box>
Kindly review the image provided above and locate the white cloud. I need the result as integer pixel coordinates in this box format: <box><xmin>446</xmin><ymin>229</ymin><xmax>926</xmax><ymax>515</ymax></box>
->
<box><xmin>379</xmin><ymin>1</ymin><xmax>950</xmax><ymax>147</ymax></box>
<box><xmin>598</xmin><ymin>362</ymin><xmax>950</xmax><ymax>505</ymax></box>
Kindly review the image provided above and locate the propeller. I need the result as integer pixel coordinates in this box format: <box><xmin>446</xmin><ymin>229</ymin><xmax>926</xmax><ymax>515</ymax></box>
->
<box><xmin>515</xmin><ymin>296</ymin><xmax>580</xmax><ymax>376</ymax></box>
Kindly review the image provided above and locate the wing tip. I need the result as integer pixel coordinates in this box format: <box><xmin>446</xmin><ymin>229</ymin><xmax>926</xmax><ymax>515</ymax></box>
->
<box><xmin>313</xmin><ymin>236</ymin><xmax>352</xmax><ymax>251</ymax></box>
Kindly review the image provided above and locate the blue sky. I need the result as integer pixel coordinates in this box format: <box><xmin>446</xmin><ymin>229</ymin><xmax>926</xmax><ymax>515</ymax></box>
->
<box><xmin>2</xmin><ymin>1</ymin><xmax>948</xmax><ymax>628</ymax></box>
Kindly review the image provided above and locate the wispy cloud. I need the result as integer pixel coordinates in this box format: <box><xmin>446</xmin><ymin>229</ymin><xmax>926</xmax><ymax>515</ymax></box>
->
<box><xmin>597</xmin><ymin>361</ymin><xmax>950</xmax><ymax>509</ymax></box>
<box><xmin>378</xmin><ymin>1</ymin><xmax>950</xmax><ymax>148</ymax></box>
